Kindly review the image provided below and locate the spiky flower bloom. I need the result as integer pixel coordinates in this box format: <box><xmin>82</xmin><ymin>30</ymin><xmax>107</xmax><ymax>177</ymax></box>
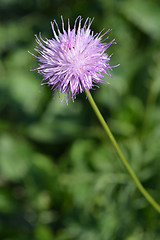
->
<box><xmin>29</xmin><ymin>16</ymin><xmax>117</xmax><ymax>103</ymax></box>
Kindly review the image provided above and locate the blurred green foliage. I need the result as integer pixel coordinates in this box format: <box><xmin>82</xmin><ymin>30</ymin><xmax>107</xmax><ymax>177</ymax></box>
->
<box><xmin>0</xmin><ymin>0</ymin><xmax>160</xmax><ymax>239</ymax></box>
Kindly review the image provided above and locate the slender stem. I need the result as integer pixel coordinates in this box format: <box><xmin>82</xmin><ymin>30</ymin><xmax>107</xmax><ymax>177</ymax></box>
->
<box><xmin>86</xmin><ymin>90</ymin><xmax>160</xmax><ymax>213</ymax></box>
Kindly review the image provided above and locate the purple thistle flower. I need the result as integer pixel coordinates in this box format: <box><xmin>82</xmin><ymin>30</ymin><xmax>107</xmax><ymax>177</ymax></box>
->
<box><xmin>29</xmin><ymin>16</ymin><xmax>117</xmax><ymax>103</ymax></box>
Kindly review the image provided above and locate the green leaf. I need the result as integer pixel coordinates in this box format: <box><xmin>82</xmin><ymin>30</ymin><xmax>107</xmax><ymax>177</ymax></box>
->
<box><xmin>121</xmin><ymin>0</ymin><xmax>160</xmax><ymax>39</ymax></box>
<box><xmin>0</xmin><ymin>134</ymin><xmax>33</xmax><ymax>181</ymax></box>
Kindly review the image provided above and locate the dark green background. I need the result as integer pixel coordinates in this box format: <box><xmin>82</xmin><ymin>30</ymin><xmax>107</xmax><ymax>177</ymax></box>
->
<box><xmin>0</xmin><ymin>0</ymin><xmax>160</xmax><ymax>239</ymax></box>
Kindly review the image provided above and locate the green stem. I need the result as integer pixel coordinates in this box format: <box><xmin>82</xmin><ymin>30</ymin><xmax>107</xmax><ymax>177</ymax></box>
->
<box><xmin>86</xmin><ymin>90</ymin><xmax>160</xmax><ymax>213</ymax></box>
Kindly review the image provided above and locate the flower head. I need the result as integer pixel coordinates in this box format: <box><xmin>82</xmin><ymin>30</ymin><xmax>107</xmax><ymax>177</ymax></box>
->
<box><xmin>29</xmin><ymin>16</ymin><xmax>117</xmax><ymax>103</ymax></box>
